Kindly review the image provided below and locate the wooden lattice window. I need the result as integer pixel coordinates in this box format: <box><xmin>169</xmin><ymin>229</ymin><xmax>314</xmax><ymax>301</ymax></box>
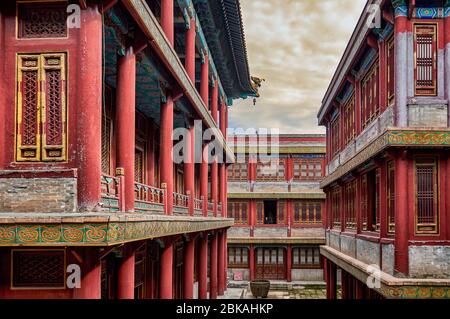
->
<box><xmin>228</xmin><ymin>163</ymin><xmax>248</xmax><ymax>181</ymax></box>
<box><xmin>386</xmin><ymin>35</ymin><xmax>395</xmax><ymax>105</ymax></box>
<box><xmin>414</xmin><ymin>24</ymin><xmax>437</xmax><ymax>96</ymax></box>
<box><xmin>293</xmin><ymin>201</ymin><xmax>322</xmax><ymax>225</ymax></box>
<box><xmin>415</xmin><ymin>159</ymin><xmax>438</xmax><ymax>234</ymax></box>
<box><xmin>16</xmin><ymin>53</ymin><xmax>67</xmax><ymax>162</ymax></box>
<box><xmin>293</xmin><ymin>159</ymin><xmax>323</xmax><ymax>181</ymax></box>
<box><xmin>101</xmin><ymin>88</ymin><xmax>114</xmax><ymax>175</ymax></box>
<box><xmin>257</xmin><ymin>159</ymin><xmax>285</xmax><ymax>181</ymax></box>
<box><xmin>134</xmin><ymin>245</ymin><xmax>146</xmax><ymax>299</ymax></box>
<box><xmin>343</xmin><ymin>94</ymin><xmax>356</xmax><ymax>146</ymax></box>
<box><xmin>228</xmin><ymin>247</ymin><xmax>249</xmax><ymax>268</ymax></box>
<box><xmin>331</xmin><ymin>187</ymin><xmax>341</xmax><ymax>229</ymax></box>
<box><xmin>12</xmin><ymin>250</ymin><xmax>65</xmax><ymax>288</ymax></box>
<box><xmin>344</xmin><ymin>180</ymin><xmax>357</xmax><ymax>229</ymax></box>
<box><xmin>228</xmin><ymin>202</ymin><xmax>249</xmax><ymax>225</ymax></box>
<box><xmin>18</xmin><ymin>2</ymin><xmax>67</xmax><ymax>39</ymax></box>
<box><xmin>361</xmin><ymin>60</ymin><xmax>380</xmax><ymax>130</ymax></box>
<box><xmin>331</xmin><ymin>117</ymin><xmax>340</xmax><ymax>157</ymax></box>
<box><xmin>256</xmin><ymin>201</ymin><xmax>264</xmax><ymax>225</ymax></box>
<box><xmin>135</xmin><ymin>148</ymin><xmax>145</xmax><ymax>183</ymax></box>
<box><xmin>387</xmin><ymin>161</ymin><xmax>396</xmax><ymax>233</ymax></box>
<box><xmin>362</xmin><ymin>170</ymin><xmax>380</xmax><ymax>232</ymax></box>
<box><xmin>292</xmin><ymin>247</ymin><xmax>321</xmax><ymax>269</ymax></box>
<box><xmin>277</xmin><ymin>201</ymin><xmax>286</xmax><ymax>225</ymax></box>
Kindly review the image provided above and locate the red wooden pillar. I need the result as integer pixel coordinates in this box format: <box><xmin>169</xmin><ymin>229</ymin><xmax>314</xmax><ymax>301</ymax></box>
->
<box><xmin>160</xmin><ymin>241</ymin><xmax>174</xmax><ymax>299</ymax></box>
<box><xmin>210</xmin><ymin>232</ymin><xmax>218</xmax><ymax>299</ymax></box>
<box><xmin>249</xmin><ymin>244</ymin><xmax>255</xmax><ymax>281</ymax></box>
<box><xmin>218</xmin><ymin>231</ymin><xmax>225</xmax><ymax>295</ymax></box>
<box><xmin>355</xmin><ymin>80</ymin><xmax>362</xmax><ymax>135</ymax></box>
<box><xmin>447</xmin><ymin>157</ymin><xmax>450</xmax><ymax>238</ymax></box>
<box><xmin>201</xmin><ymin>144</ymin><xmax>209</xmax><ymax>216</ymax></box>
<box><xmin>212</xmin><ymin>159</ymin><xmax>218</xmax><ymax>216</ymax></box>
<box><xmin>185</xmin><ymin>18</ymin><xmax>196</xmax><ymax>83</ymax></box>
<box><xmin>286</xmin><ymin>245</ymin><xmax>292</xmax><ymax>282</ymax></box>
<box><xmin>219</xmin><ymin>163</ymin><xmax>226</xmax><ymax>216</ymax></box>
<box><xmin>77</xmin><ymin>4</ymin><xmax>102</xmax><ymax>211</ymax></box>
<box><xmin>223</xmin><ymin>231</ymin><xmax>228</xmax><ymax>287</ymax></box>
<box><xmin>200</xmin><ymin>55</ymin><xmax>209</xmax><ymax>105</ymax></box>
<box><xmin>355</xmin><ymin>279</ymin><xmax>365</xmax><ymax>299</ymax></box>
<box><xmin>341</xmin><ymin>270</ymin><xmax>349</xmax><ymax>300</ymax></box>
<box><xmin>211</xmin><ymin>80</ymin><xmax>219</xmax><ymax>122</ymax></box>
<box><xmin>394</xmin><ymin>151</ymin><xmax>409</xmax><ymax>276</ymax></box>
<box><xmin>328</xmin><ymin>261</ymin><xmax>337</xmax><ymax>300</ymax></box>
<box><xmin>160</xmin><ymin>95</ymin><xmax>174</xmax><ymax>215</ymax></box>
<box><xmin>185</xmin><ymin>125</ymin><xmax>195</xmax><ymax>216</ymax></box>
<box><xmin>379</xmin><ymin>161</ymin><xmax>388</xmax><ymax>239</ymax></box>
<box><xmin>117</xmin><ymin>245</ymin><xmax>135</xmax><ymax>299</ymax></box>
<box><xmin>116</xmin><ymin>48</ymin><xmax>136</xmax><ymax>212</ymax></box>
<box><xmin>198</xmin><ymin>234</ymin><xmax>208</xmax><ymax>299</ymax></box>
<box><xmin>183</xmin><ymin>238</ymin><xmax>195</xmax><ymax>299</ymax></box>
<box><xmin>220</xmin><ymin>101</ymin><xmax>227</xmax><ymax>137</ymax></box>
<box><xmin>161</xmin><ymin>0</ymin><xmax>174</xmax><ymax>46</ymax></box>
<box><xmin>74</xmin><ymin>248</ymin><xmax>101</xmax><ymax>299</ymax></box>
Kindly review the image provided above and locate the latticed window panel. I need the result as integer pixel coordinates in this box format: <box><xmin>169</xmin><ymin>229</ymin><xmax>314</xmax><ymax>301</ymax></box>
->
<box><xmin>293</xmin><ymin>159</ymin><xmax>323</xmax><ymax>181</ymax></box>
<box><xmin>16</xmin><ymin>53</ymin><xmax>67</xmax><ymax>162</ymax></box>
<box><xmin>343</xmin><ymin>94</ymin><xmax>356</xmax><ymax>146</ymax></box>
<box><xmin>18</xmin><ymin>2</ymin><xmax>67</xmax><ymax>39</ymax></box>
<box><xmin>331</xmin><ymin>187</ymin><xmax>341</xmax><ymax>229</ymax></box>
<box><xmin>344</xmin><ymin>180</ymin><xmax>356</xmax><ymax>229</ymax></box>
<box><xmin>228</xmin><ymin>163</ymin><xmax>248</xmax><ymax>181</ymax></box>
<box><xmin>256</xmin><ymin>159</ymin><xmax>285</xmax><ymax>181</ymax></box>
<box><xmin>293</xmin><ymin>201</ymin><xmax>322</xmax><ymax>225</ymax></box>
<box><xmin>387</xmin><ymin>36</ymin><xmax>395</xmax><ymax>105</ymax></box>
<box><xmin>135</xmin><ymin>149</ymin><xmax>145</xmax><ymax>183</ymax></box>
<box><xmin>361</xmin><ymin>60</ymin><xmax>380</xmax><ymax>130</ymax></box>
<box><xmin>292</xmin><ymin>247</ymin><xmax>321</xmax><ymax>269</ymax></box>
<box><xmin>228</xmin><ymin>247</ymin><xmax>249</xmax><ymax>268</ymax></box>
<box><xmin>331</xmin><ymin>117</ymin><xmax>340</xmax><ymax>157</ymax></box>
<box><xmin>387</xmin><ymin>161</ymin><xmax>396</xmax><ymax>233</ymax></box>
<box><xmin>277</xmin><ymin>201</ymin><xmax>286</xmax><ymax>225</ymax></box>
<box><xmin>12</xmin><ymin>250</ymin><xmax>65</xmax><ymax>288</ymax></box>
<box><xmin>415</xmin><ymin>159</ymin><xmax>438</xmax><ymax>234</ymax></box>
<box><xmin>101</xmin><ymin>115</ymin><xmax>112</xmax><ymax>175</ymax></box>
<box><xmin>414</xmin><ymin>24</ymin><xmax>437</xmax><ymax>96</ymax></box>
<box><xmin>228</xmin><ymin>202</ymin><xmax>248</xmax><ymax>225</ymax></box>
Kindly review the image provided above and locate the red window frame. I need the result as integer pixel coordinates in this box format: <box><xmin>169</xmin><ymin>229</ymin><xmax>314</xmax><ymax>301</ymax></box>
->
<box><xmin>361</xmin><ymin>60</ymin><xmax>380</xmax><ymax>130</ymax></box>
<box><xmin>292</xmin><ymin>158</ymin><xmax>323</xmax><ymax>181</ymax></box>
<box><xmin>414</xmin><ymin>24</ymin><xmax>438</xmax><ymax>96</ymax></box>
<box><xmin>227</xmin><ymin>201</ymin><xmax>249</xmax><ymax>225</ymax></box>
<box><xmin>292</xmin><ymin>247</ymin><xmax>322</xmax><ymax>269</ymax></box>
<box><xmin>293</xmin><ymin>201</ymin><xmax>322</xmax><ymax>225</ymax></box>
<box><xmin>331</xmin><ymin>117</ymin><xmax>340</xmax><ymax>157</ymax></box>
<box><xmin>256</xmin><ymin>159</ymin><xmax>286</xmax><ymax>181</ymax></box>
<box><xmin>228</xmin><ymin>247</ymin><xmax>249</xmax><ymax>268</ymax></box>
<box><xmin>386</xmin><ymin>35</ymin><xmax>395</xmax><ymax>105</ymax></box>
<box><xmin>343</xmin><ymin>94</ymin><xmax>356</xmax><ymax>146</ymax></box>
<box><xmin>228</xmin><ymin>163</ymin><xmax>248</xmax><ymax>181</ymax></box>
<box><xmin>344</xmin><ymin>180</ymin><xmax>357</xmax><ymax>230</ymax></box>
<box><xmin>415</xmin><ymin>158</ymin><xmax>439</xmax><ymax>234</ymax></box>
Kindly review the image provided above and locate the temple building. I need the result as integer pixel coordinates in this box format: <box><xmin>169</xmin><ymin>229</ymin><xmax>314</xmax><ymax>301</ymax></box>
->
<box><xmin>319</xmin><ymin>0</ymin><xmax>450</xmax><ymax>299</ymax></box>
<box><xmin>226</xmin><ymin>134</ymin><xmax>326</xmax><ymax>283</ymax></box>
<box><xmin>0</xmin><ymin>0</ymin><xmax>256</xmax><ymax>299</ymax></box>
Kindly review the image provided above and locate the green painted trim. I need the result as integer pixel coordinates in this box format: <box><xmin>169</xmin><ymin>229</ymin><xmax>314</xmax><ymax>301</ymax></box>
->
<box><xmin>0</xmin><ymin>218</ymin><xmax>233</xmax><ymax>246</ymax></box>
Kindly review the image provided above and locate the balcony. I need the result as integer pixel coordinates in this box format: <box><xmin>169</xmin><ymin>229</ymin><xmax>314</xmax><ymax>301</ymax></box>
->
<box><xmin>135</xmin><ymin>182</ymin><xmax>165</xmax><ymax>214</ymax></box>
<box><xmin>173</xmin><ymin>192</ymin><xmax>189</xmax><ymax>215</ymax></box>
<box><xmin>101</xmin><ymin>175</ymin><xmax>121</xmax><ymax>212</ymax></box>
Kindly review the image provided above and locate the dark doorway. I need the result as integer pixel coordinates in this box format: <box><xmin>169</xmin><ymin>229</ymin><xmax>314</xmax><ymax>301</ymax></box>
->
<box><xmin>264</xmin><ymin>200</ymin><xmax>277</xmax><ymax>225</ymax></box>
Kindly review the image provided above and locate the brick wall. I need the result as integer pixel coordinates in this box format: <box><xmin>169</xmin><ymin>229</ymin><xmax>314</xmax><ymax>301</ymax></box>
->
<box><xmin>0</xmin><ymin>178</ymin><xmax>77</xmax><ymax>213</ymax></box>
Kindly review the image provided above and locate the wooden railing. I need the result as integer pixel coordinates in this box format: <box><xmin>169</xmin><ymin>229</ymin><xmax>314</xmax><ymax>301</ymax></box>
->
<box><xmin>101</xmin><ymin>175</ymin><xmax>121</xmax><ymax>212</ymax></box>
<box><xmin>134</xmin><ymin>183</ymin><xmax>165</xmax><ymax>214</ymax></box>
<box><xmin>173</xmin><ymin>192</ymin><xmax>189</xmax><ymax>215</ymax></box>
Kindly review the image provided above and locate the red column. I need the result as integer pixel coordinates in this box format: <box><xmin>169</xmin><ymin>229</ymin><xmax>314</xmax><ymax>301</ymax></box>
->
<box><xmin>210</xmin><ymin>232</ymin><xmax>218</xmax><ymax>299</ymax></box>
<box><xmin>223</xmin><ymin>231</ymin><xmax>228</xmax><ymax>287</ymax></box>
<box><xmin>394</xmin><ymin>152</ymin><xmax>409</xmax><ymax>275</ymax></box>
<box><xmin>249</xmin><ymin>245</ymin><xmax>255</xmax><ymax>281</ymax></box>
<box><xmin>219</xmin><ymin>163</ymin><xmax>226</xmax><ymax>216</ymax></box>
<box><xmin>341</xmin><ymin>270</ymin><xmax>349</xmax><ymax>300</ymax></box>
<box><xmin>185</xmin><ymin>18</ymin><xmax>196</xmax><ymax>83</ymax></box>
<box><xmin>185</xmin><ymin>125</ymin><xmax>195</xmax><ymax>215</ymax></box>
<box><xmin>355</xmin><ymin>80</ymin><xmax>362</xmax><ymax>135</ymax></box>
<box><xmin>328</xmin><ymin>260</ymin><xmax>337</xmax><ymax>300</ymax></box>
<box><xmin>220</xmin><ymin>101</ymin><xmax>227</xmax><ymax>137</ymax></box>
<box><xmin>116</xmin><ymin>48</ymin><xmax>136</xmax><ymax>212</ymax></box>
<box><xmin>211</xmin><ymin>80</ymin><xmax>219</xmax><ymax>122</ymax></box>
<box><xmin>286</xmin><ymin>245</ymin><xmax>292</xmax><ymax>282</ymax></box>
<box><xmin>200</xmin><ymin>55</ymin><xmax>209</xmax><ymax>105</ymax></box>
<box><xmin>74</xmin><ymin>249</ymin><xmax>101</xmax><ymax>299</ymax></box>
<box><xmin>218</xmin><ymin>231</ymin><xmax>225</xmax><ymax>295</ymax></box>
<box><xmin>161</xmin><ymin>0</ymin><xmax>174</xmax><ymax>46</ymax></box>
<box><xmin>201</xmin><ymin>144</ymin><xmax>209</xmax><ymax>216</ymax></box>
<box><xmin>355</xmin><ymin>279</ymin><xmax>365</xmax><ymax>299</ymax></box>
<box><xmin>77</xmin><ymin>5</ymin><xmax>102</xmax><ymax>211</ymax></box>
<box><xmin>199</xmin><ymin>234</ymin><xmax>208</xmax><ymax>299</ymax></box>
<box><xmin>160</xmin><ymin>96</ymin><xmax>174</xmax><ymax>215</ymax></box>
<box><xmin>160</xmin><ymin>242</ymin><xmax>174</xmax><ymax>299</ymax></box>
<box><xmin>447</xmin><ymin>157</ymin><xmax>450</xmax><ymax>238</ymax></box>
<box><xmin>212</xmin><ymin>159</ymin><xmax>218</xmax><ymax>216</ymax></box>
<box><xmin>117</xmin><ymin>245</ymin><xmax>135</xmax><ymax>299</ymax></box>
<box><xmin>183</xmin><ymin>238</ymin><xmax>195</xmax><ymax>299</ymax></box>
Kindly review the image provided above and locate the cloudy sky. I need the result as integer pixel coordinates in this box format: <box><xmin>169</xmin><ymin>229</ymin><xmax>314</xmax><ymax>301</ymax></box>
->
<box><xmin>229</xmin><ymin>0</ymin><xmax>367</xmax><ymax>134</ymax></box>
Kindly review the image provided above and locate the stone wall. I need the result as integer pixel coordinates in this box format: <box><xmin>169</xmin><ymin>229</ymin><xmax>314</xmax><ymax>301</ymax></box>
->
<box><xmin>409</xmin><ymin>246</ymin><xmax>450</xmax><ymax>279</ymax></box>
<box><xmin>356</xmin><ymin>239</ymin><xmax>379</xmax><ymax>266</ymax></box>
<box><xmin>291</xmin><ymin>269</ymin><xmax>324</xmax><ymax>282</ymax></box>
<box><xmin>228</xmin><ymin>227</ymin><xmax>251</xmax><ymax>238</ymax></box>
<box><xmin>382</xmin><ymin>244</ymin><xmax>394</xmax><ymax>275</ymax></box>
<box><xmin>0</xmin><ymin>178</ymin><xmax>77</xmax><ymax>213</ymax></box>
<box><xmin>291</xmin><ymin>227</ymin><xmax>325</xmax><ymax>238</ymax></box>
<box><xmin>408</xmin><ymin>102</ymin><xmax>448</xmax><ymax>127</ymax></box>
<box><xmin>228</xmin><ymin>268</ymin><xmax>250</xmax><ymax>281</ymax></box>
<box><xmin>254</xmin><ymin>227</ymin><xmax>287</xmax><ymax>238</ymax></box>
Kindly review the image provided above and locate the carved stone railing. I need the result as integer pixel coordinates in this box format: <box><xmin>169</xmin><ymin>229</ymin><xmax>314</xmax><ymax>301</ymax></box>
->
<box><xmin>194</xmin><ymin>198</ymin><xmax>204</xmax><ymax>216</ymax></box>
<box><xmin>134</xmin><ymin>182</ymin><xmax>165</xmax><ymax>214</ymax></box>
<box><xmin>208</xmin><ymin>200</ymin><xmax>215</xmax><ymax>217</ymax></box>
<box><xmin>218</xmin><ymin>202</ymin><xmax>223</xmax><ymax>216</ymax></box>
<box><xmin>101</xmin><ymin>174</ymin><xmax>121</xmax><ymax>212</ymax></box>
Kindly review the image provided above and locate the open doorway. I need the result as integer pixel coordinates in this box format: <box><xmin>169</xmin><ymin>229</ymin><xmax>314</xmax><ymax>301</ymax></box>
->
<box><xmin>264</xmin><ymin>200</ymin><xmax>277</xmax><ymax>225</ymax></box>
